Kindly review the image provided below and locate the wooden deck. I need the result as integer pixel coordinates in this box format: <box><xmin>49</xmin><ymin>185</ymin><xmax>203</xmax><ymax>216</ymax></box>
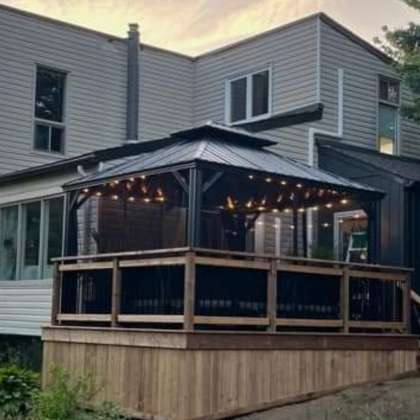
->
<box><xmin>43</xmin><ymin>249</ymin><xmax>417</xmax><ymax>419</ymax></box>
<box><xmin>42</xmin><ymin>327</ymin><xmax>418</xmax><ymax>420</ymax></box>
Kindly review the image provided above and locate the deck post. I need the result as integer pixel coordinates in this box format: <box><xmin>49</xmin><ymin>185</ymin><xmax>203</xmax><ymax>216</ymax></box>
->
<box><xmin>111</xmin><ymin>258</ymin><xmax>122</xmax><ymax>328</ymax></box>
<box><xmin>403</xmin><ymin>272</ymin><xmax>412</xmax><ymax>334</ymax></box>
<box><xmin>267</xmin><ymin>259</ymin><xmax>278</xmax><ymax>331</ymax></box>
<box><xmin>341</xmin><ymin>266</ymin><xmax>350</xmax><ymax>333</ymax></box>
<box><xmin>184</xmin><ymin>252</ymin><xmax>196</xmax><ymax>331</ymax></box>
<box><xmin>51</xmin><ymin>261</ymin><xmax>62</xmax><ymax>325</ymax></box>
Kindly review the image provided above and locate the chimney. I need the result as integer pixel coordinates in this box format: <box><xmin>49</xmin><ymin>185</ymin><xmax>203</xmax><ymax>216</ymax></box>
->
<box><xmin>126</xmin><ymin>23</ymin><xmax>140</xmax><ymax>143</ymax></box>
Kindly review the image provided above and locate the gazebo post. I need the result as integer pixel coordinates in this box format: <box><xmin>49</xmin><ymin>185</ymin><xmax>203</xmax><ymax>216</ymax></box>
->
<box><xmin>64</xmin><ymin>190</ymin><xmax>79</xmax><ymax>257</ymax></box>
<box><xmin>302</xmin><ymin>210</ymin><xmax>308</xmax><ymax>258</ymax></box>
<box><xmin>187</xmin><ymin>167</ymin><xmax>203</xmax><ymax>248</ymax></box>
<box><xmin>293</xmin><ymin>205</ymin><xmax>299</xmax><ymax>256</ymax></box>
<box><xmin>365</xmin><ymin>200</ymin><xmax>381</xmax><ymax>264</ymax></box>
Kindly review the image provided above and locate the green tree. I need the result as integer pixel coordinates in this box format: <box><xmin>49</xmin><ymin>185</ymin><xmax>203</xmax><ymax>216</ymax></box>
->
<box><xmin>376</xmin><ymin>0</ymin><xmax>420</xmax><ymax>123</ymax></box>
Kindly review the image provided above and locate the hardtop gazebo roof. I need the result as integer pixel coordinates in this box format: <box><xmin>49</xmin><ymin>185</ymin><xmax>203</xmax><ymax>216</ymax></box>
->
<box><xmin>65</xmin><ymin>122</ymin><xmax>382</xmax><ymax>198</ymax></box>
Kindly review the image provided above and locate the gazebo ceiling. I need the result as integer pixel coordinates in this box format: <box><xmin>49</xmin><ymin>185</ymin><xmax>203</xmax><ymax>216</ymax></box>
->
<box><xmin>65</xmin><ymin>122</ymin><xmax>383</xmax><ymax>199</ymax></box>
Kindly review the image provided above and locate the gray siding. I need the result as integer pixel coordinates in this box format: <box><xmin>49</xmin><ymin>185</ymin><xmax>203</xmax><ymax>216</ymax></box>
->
<box><xmin>320</xmin><ymin>21</ymin><xmax>420</xmax><ymax>157</ymax></box>
<box><xmin>139</xmin><ymin>47</ymin><xmax>193</xmax><ymax>140</ymax></box>
<box><xmin>0</xmin><ymin>7</ymin><xmax>127</xmax><ymax>174</ymax></box>
<box><xmin>193</xmin><ymin>17</ymin><xmax>320</xmax><ymax>163</ymax></box>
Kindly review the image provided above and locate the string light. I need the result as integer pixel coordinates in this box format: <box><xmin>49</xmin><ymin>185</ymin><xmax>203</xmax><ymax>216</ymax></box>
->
<box><xmin>83</xmin><ymin>188</ymin><xmax>89</xmax><ymax>194</ymax></box>
<box><xmin>111</xmin><ymin>194</ymin><xmax>119</xmax><ymax>200</ymax></box>
<box><xmin>272</xmin><ymin>209</ymin><xmax>279</xmax><ymax>214</ymax></box>
<box><xmin>266</xmin><ymin>177</ymin><xmax>273</xmax><ymax>183</ymax></box>
<box><xmin>140</xmin><ymin>175</ymin><xmax>146</xmax><ymax>180</ymax></box>
<box><xmin>144</xmin><ymin>198</ymin><xmax>151</xmax><ymax>203</ymax></box>
<box><xmin>227</xmin><ymin>196</ymin><xmax>236</xmax><ymax>210</ymax></box>
<box><xmin>296</xmin><ymin>183</ymin><xmax>303</xmax><ymax>188</ymax></box>
<box><xmin>128</xmin><ymin>196</ymin><xmax>135</xmax><ymax>202</ymax></box>
<box><xmin>341</xmin><ymin>199</ymin><xmax>349</xmax><ymax>204</ymax></box>
<box><xmin>281</xmin><ymin>180</ymin><xmax>287</xmax><ymax>186</ymax></box>
<box><xmin>248</xmin><ymin>175</ymin><xmax>254</xmax><ymax>180</ymax></box>
<box><xmin>129</xmin><ymin>177</ymin><xmax>135</xmax><ymax>182</ymax></box>
<box><xmin>323</xmin><ymin>223</ymin><xmax>330</xmax><ymax>228</ymax></box>
<box><xmin>284</xmin><ymin>208</ymin><xmax>291</xmax><ymax>214</ymax></box>
<box><xmin>95</xmin><ymin>192</ymin><xmax>102</xmax><ymax>197</ymax></box>
<box><xmin>326</xmin><ymin>203</ymin><xmax>333</xmax><ymax>209</ymax></box>
<box><xmin>298</xmin><ymin>208</ymin><xmax>305</xmax><ymax>213</ymax></box>
<box><xmin>312</xmin><ymin>206</ymin><xmax>319</xmax><ymax>211</ymax></box>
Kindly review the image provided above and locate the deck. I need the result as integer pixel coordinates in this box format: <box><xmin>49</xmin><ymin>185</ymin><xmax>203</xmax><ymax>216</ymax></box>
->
<box><xmin>42</xmin><ymin>248</ymin><xmax>418</xmax><ymax>420</ymax></box>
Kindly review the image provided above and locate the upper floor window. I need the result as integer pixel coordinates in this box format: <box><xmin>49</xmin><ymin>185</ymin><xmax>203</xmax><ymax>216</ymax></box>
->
<box><xmin>226</xmin><ymin>68</ymin><xmax>271</xmax><ymax>125</ymax></box>
<box><xmin>378</xmin><ymin>76</ymin><xmax>400</xmax><ymax>155</ymax></box>
<box><xmin>0</xmin><ymin>197</ymin><xmax>64</xmax><ymax>281</ymax></box>
<box><xmin>34</xmin><ymin>66</ymin><xmax>66</xmax><ymax>154</ymax></box>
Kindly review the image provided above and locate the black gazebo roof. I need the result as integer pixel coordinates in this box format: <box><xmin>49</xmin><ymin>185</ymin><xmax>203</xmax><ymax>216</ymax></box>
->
<box><xmin>65</xmin><ymin>122</ymin><xmax>382</xmax><ymax>198</ymax></box>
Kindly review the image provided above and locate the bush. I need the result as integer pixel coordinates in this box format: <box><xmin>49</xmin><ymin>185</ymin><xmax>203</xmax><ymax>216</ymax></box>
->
<box><xmin>31</xmin><ymin>366</ymin><xmax>125</xmax><ymax>420</ymax></box>
<box><xmin>0</xmin><ymin>365</ymin><xmax>40</xmax><ymax>419</ymax></box>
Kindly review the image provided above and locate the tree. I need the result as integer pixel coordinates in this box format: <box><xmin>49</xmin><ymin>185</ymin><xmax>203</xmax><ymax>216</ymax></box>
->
<box><xmin>376</xmin><ymin>0</ymin><xmax>420</xmax><ymax>123</ymax></box>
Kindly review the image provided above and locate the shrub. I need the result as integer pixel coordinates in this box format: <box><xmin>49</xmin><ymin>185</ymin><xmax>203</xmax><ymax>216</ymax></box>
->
<box><xmin>31</xmin><ymin>366</ymin><xmax>126</xmax><ymax>420</ymax></box>
<box><xmin>0</xmin><ymin>365</ymin><xmax>40</xmax><ymax>419</ymax></box>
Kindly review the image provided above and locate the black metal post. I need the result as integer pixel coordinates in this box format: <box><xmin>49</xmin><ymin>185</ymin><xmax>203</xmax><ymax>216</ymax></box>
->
<box><xmin>64</xmin><ymin>191</ymin><xmax>79</xmax><ymax>256</ymax></box>
<box><xmin>293</xmin><ymin>205</ymin><xmax>299</xmax><ymax>257</ymax></box>
<box><xmin>302</xmin><ymin>210</ymin><xmax>308</xmax><ymax>258</ymax></box>
<box><xmin>187</xmin><ymin>167</ymin><xmax>203</xmax><ymax>248</ymax></box>
<box><xmin>366</xmin><ymin>200</ymin><xmax>381</xmax><ymax>264</ymax></box>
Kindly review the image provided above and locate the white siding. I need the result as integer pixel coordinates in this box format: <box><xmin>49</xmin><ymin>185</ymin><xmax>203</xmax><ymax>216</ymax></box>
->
<box><xmin>139</xmin><ymin>47</ymin><xmax>193</xmax><ymax>140</ymax></box>
<box><xmin>193</xmin><ymin>16</ymin><xmax>320</xmax><ymax>163</ymax></box>
<box><xmin>320</xmin><ymin>21</ymin><xmax>420</xmax><ymax>157</ymax></box>
<box><xmin>0</xmin><ymin>169</ymin><xmax>79</xmax><ymax>336</ymax></box>
<box><xmin>0</xmin><ymin>7</ymin><xmax>127</xmax><ymax>174</ymax></box>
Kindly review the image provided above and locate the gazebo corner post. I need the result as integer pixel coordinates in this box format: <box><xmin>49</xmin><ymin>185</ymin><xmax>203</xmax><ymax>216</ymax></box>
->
<box><xmin>340</xmin><ymin>266</ymin><xmax>350</xmax><ymax>333</ymax></box>
<box><xmin>364</xmin><ymin>199</ymin><xmax>381</xmax><ymax>264</ymax></box>
<box><xmin>183</xmin><ymin>251</ymin><xmax>196</xmax><ymax>331</ymax></box>
<box><xmin>187</xmin><ymin>167</ymin><xmax>203</xmax><ymax>249</ymax></box>
<box><xmin>64</xmin><ymin>190</ymin><xmax>79</xmax><ymax>257</ymax></box>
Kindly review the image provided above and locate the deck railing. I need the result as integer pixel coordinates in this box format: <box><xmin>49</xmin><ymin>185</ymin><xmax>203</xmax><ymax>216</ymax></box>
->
<box><xmin>52</xmin><ymin>248</ymin><xmax>413</xmax><ymax>334</ymax></box>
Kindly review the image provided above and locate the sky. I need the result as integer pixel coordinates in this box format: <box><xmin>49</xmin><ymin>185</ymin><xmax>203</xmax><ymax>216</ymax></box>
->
<box><xmin>0</xmin><ymin>0</ymin><xmax>418</xmax><ymax>55</ymax></box>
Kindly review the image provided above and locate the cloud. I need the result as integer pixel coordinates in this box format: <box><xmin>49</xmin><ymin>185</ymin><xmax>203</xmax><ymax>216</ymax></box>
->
<box><xmin>0</xmin><ymin>0</ymin><xmax>416</xmax><ymax>55</ymax></box>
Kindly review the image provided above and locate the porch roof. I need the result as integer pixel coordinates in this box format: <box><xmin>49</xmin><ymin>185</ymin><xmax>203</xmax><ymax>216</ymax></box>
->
<box><xmin>65</xmin><ymin>123</ymin><xmax>382</xmax><ymax>197</ymax></box>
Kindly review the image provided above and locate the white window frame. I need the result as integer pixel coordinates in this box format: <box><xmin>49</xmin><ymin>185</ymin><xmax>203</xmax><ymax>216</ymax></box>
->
<box><xmin>32</xmin><ymin>64</ymin><xmax>68</xmax><ymax>156</ymax></box>
<box><xmin>333</xmin><ymin>210</ymin><xmax>367</xmax><ymax>260</ymax></box>
<box><xmin>225</xmin><ymin>66</ymin><xmax>273</xmax><ymax>126</ymax></box>
<box><xmin>0</xmin><ymin>195</ymin><xmax>65</xmax><ymax>281</ymax></box>
<box><xmin>377</xmin><ymin>75</ymin><xmax>401</xmax><ymax>155</ymax></box>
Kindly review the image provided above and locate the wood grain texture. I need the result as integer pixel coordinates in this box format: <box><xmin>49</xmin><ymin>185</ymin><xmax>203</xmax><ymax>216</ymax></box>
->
<box><xmin>42</xmin><ymin>328</ymin><xmax>418</xmax><ymax>420</ymax></box>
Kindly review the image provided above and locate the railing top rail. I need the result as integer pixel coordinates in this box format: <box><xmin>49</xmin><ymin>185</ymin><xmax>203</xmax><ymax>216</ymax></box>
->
<box><xmin>54</xmin><ymin>247</ymin><xmax>414</xmax><ymax>273</ymax></box>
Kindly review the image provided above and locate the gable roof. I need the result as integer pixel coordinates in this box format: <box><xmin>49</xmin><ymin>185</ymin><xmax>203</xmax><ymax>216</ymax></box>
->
<box><xmin>318</xmin><ymin>139</ymin><xmax>420</xmax><ymax>185</ymax></box>
<box><xmin>66</xmin><ymin>123</ymin><xmax>382</xmax><ymax>198</ymax></box>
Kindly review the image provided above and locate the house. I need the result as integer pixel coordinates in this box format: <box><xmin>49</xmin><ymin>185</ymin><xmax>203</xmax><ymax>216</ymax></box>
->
<box><xmin>0</xmin><ymin>3</ymin><xmax>419</xmax><ymax>338</ymax></box>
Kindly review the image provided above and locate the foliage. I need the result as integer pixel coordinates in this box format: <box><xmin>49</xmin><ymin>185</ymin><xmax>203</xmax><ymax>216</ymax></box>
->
<box><xmin>0</xmin><ymin>365</ymin><xmax>40</xmax><ymax>419</ymax></box>
<box><xmin>30</xmin><ymin>366</ymin><xmax>125</xmax><ymax>420</ymax></box>
<box><xmin>375</xmin><ymin>0</ymin><xmax>420</xmax><ymax>123</ymax></box>
<box><xmin>0</xmin><ymin>336</ymin><xmax>42</xmax><ymax>372</ymax></box>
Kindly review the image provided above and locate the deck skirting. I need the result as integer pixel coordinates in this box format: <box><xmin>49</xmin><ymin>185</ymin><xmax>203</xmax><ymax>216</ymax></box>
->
<box><xmin>42</xmin><ymin>327</ymin><xmax>418</xmax><ymax>420</ymax></box>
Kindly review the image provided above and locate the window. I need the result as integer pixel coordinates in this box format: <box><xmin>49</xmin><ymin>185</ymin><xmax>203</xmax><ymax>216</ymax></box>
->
<box><xmin>0</xmin><ymin>197</ymin><xmax>64</xmax><ymax>280</ymax></box>
<box><xmin>378</xmin><ymin>76</ymin><xmax>400</xmax><ymax>155</ymax></box>
<box><xmin>226</xmin><ymin>68</ymin><xmax>271</xmax><ymax>124</ymax></box>
<box><xmin>34</xmin><ymin>66</ymin><xmax>66</xmax><ymax>154</ymax></box>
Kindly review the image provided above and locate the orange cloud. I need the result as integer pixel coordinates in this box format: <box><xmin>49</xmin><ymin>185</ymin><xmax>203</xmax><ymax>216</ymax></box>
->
<box><xmin>0</xmin><ymin>0</ymin><xmax>417</xmax><ymax>55</ymax></box>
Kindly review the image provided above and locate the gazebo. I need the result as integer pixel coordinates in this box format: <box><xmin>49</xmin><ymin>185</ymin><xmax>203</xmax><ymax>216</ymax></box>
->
<box><xmin>43</xmin><ymin>123</ymin><xmax>415</xmax><ymax>420</ymax></box>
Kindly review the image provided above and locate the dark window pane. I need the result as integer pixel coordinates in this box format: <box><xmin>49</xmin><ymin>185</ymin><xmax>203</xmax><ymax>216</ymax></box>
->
<box><xmin>252</xmin><ymin>70</ymin><xmax>269</xmax><ymax>117</ymax></box>
<box><xmin>230</xmin><ymin>77</ymin><xmax>247</xmax><ymax>123</ymax></box>
<box><xmin>51</xmin><ymin>127</ymin><xmax>64</xmax><ymax>153</ymax></box>
<box><xmin>35</xmin><ymin>67</ymin><xmax>66</xmax><ymax>122</ymax></box>
<box><xmin>379</xmin><ymin>77</ymin><xmax>400</xmax><ymax>104</ymax></box>
<box><xmin>0</xmin><ymin>206</ymin><xmax>18</xmax><ymax>280</ymax></box>
<box><xmin>22</xmin><ymin>202</ymin><xmax>41</xmax><ymax>279</ymax></box>
<box><xmin>34</xmin><ymin>124</ymin><xmax>50</xmax><ymax>151</ymax></box>
<box><xmin>47</xmin><ymin>198</ymin><xmax>64</xmax><ymax>263</ymax></box>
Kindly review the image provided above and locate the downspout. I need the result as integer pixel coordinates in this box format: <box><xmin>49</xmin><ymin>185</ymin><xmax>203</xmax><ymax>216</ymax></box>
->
<box><xmin>126</xmin><ymin>23</ymin><xmax>140</xmax><ymax>143</ymax></box>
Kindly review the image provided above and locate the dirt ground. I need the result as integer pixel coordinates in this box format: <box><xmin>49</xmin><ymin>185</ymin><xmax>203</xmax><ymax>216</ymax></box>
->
<box><xmin>237</xmin><ymin>376</ymin><xmax>420</xmax><ymax>420</ymax></box>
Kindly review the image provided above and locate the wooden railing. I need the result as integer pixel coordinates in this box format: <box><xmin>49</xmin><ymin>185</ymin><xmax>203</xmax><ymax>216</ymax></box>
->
<box><xmin>52</xmin><ymin>248</ymin><xmax>413</xmax><ymax>334</ymax></box>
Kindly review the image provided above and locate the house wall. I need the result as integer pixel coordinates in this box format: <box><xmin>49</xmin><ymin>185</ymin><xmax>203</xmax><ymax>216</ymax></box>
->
<box><xmin>193</xmin><ymin>16</ymin><xmax>321</xmax><ymax>163</ymax></box>
<box><xmin>0</xmin><ymin>170</ymin><xmax>79</xmax><ymax>336</ymax></box>
<box><xmin>0</xmin><ymin>6</ymin><xmax>128</xmax><ymax>174</ymax></box>
<box><xmin>320</xmin><ymin>20</ymin><xmax>420</xmax><ymax>158</ymax></box>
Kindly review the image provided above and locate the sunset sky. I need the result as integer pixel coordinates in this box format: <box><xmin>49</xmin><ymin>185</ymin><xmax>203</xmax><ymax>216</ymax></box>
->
<box><xmin>0</xmin><ymin>0</ymin><xmax>417</xmax><ymax>55</ymax></box>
